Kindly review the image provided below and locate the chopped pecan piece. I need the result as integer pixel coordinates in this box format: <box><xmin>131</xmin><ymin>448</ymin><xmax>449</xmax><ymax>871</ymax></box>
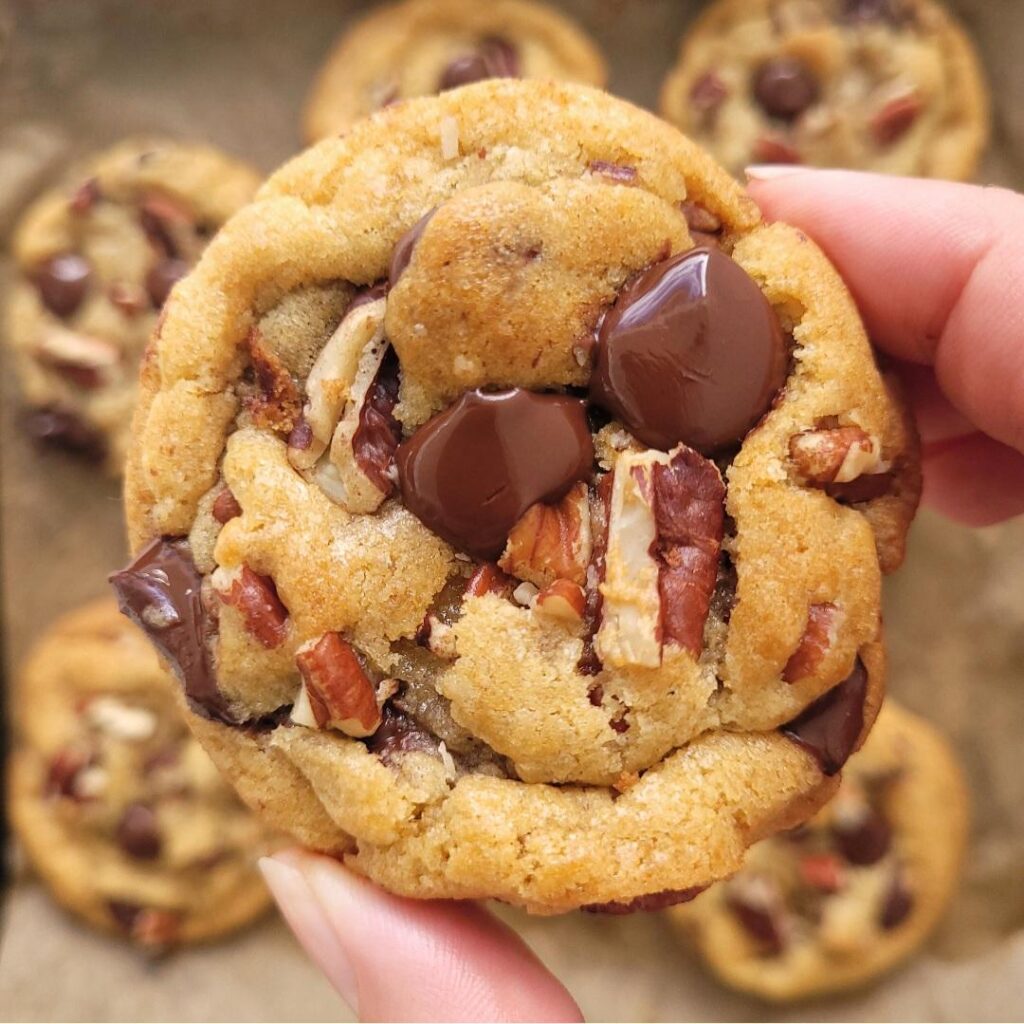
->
<box><xmin>596</xmin><ymin>446</ymin><xmax>724</xmax><ymax>668</ymax></box>
<box><xmin>293</xmin><ymin>633</ymin><xmax>381</xmax><ymax>737</ymax></box>
<box><xmin>680</xmin><ymin>200</ymin><xmax>723</xmax><ymax>247</ymax></box>
<box><xmin>217</xmin><ymin>565</ymin><xmax>289</xmax><ymax>649</ymax></box>
<box><xmin>752</xmin><ymin>136</ymin><xmax>802</xmax><ymax>165</ymax></box>
<box><xmin>139</xmin><ymin>191</ymin><xmax>198</xmax><ymax>261</ymax></box>
<box><xmin>46</xmin><ymin>748</ymin><xmax>92</xmax><ymax>799</ymax></box>
<box><xmin>587</xmin><ymin>160</ymin><xmax>638</xmax><ymax>184</ymax></box>
<box><xmin>107</xmin><ymin>901</ymin><xmax>180</xmax><ymax>946</ymax></box>
<box><xmin>36</xmin><ymin>327</ymin><xmax>120</xmax><ymax>390</ymax></box>
<box><xmin>69</xmin><ymin>177</ymin><xmax>100</xmax><ymax>215</ymax></box>
<box><xmin>578</xmin><ymin>473</ymin><xmax>612</xmax><ymax>675</ymax></box>
<box><xmin>790</xmin><ymin>424</ymin><xmax>891</xmax><ymax>501</ymax></box>
<box><xmin>871</xmin><ymin>92</ymin><xmax>922</xmax><ymax>146</ymax></box>
<box><xmin>689</xmin><ymin>70</ymin><xmax>729</xmax><ymax>120</ymax></box>
<box><xmin>464</xmin><ymin>563</ymin><xmax>514</xmax><ymax>599</ymax></box>
<box><xmin>211</xmin><ymin>488</ymin><xmax>242</xmax><ymax>524</ymax></box>
<box><xmin>783</xmin><ymin>602</ymin><xmax>839</xmax><ymax>682</ymax></box>
<box><xmin>498</xmin><ymin>482</ymin><xmax>592</xmax><ymax>588</ymax></box>
<box><xmin>244</xmin><ymin>329</ymin><xmax>301</xmax><ymax>433</ymax></box>
<box><xmin>799</xmin><ymin>852</ymin><xmax>846</xmax><ymax>892</ymax></box>
<box><xmin>534</xmin><ymin>579</ymin><xmax>585</xmax><ymax>624</ymax></box>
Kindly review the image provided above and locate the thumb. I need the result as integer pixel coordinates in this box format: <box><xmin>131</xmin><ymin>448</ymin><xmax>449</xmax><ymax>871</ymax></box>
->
<box><xmin>260</xmin><ymin>849</ymin><xmax>583</xmax><ymax>1023</ymax></box>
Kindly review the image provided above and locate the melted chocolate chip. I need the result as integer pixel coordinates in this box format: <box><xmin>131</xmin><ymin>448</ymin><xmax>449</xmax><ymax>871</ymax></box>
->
<box><xmin>591</xmin><ymin>247</ymin><xmax>788</xmax><ymax>454</ymax></box>
<box><xmin>780</xmin><ymin>658</ymin><xmax>869</xmax><ymax>775</ymax></box>
<box><xmin>832</xmin><ymin>805</ymin><xmax>892</xmax><ymax>865</ymax></box>
<box><xmin>145</xmin><ymin>257</ymin><xmax>189</xmax><ymax>308</ymax></box>
<box><xmin>116</xmin><ymin>804</ymin><xmax>162</xmax><ymax>860</ymax></box>
<box><xmin>826</xmin><ymin>470</ymin><xmax>895</xmax><ymax>504</ymax></box>
<box><xmin>879</xmin><ymin>871</ymin><xmax>914</xmax><ymax>929</ymax></box>
<box><xmin>352</xmin><ymin>346</ymin><xmax>401</xmax><ymax>493</ymax></box>
<box><xmin>366</xmin><ymin>704</ymin><xmax>437</xmax><ymax>765</ymax></box>
<box><xmin>110</xmin><ymin>539</ymin><xmax>228</xmax><ymax>723</ymax></box>
<box><xmin>23</xmin><ymin>405</ymin><xmax>106</xmax><ymax>462</ymax></box>
<box><xmin>389</xmin><ymin>209</ymin><xmax>436</xmax><ymax>288</ymax></box>
<box><xmin>753</xmin><ymin>57</ymin><xmax>820</xmax><ymax>121</ymax></box>
<box><xmin>438</xmin><ymin>36</ymin><xmax>519</xmax><ymax>90</ymax></box>
<box><xmin>582</xmin><ymin>886</ymin><xmax>706</xmax><ymax>914</ymax></box>
<box><xmin>46</xmin><ymin>748</ymin><xmax>91</xmax><ymax>798</ymax></box>
<box><xmin>33</xmin><ymin>253</ymin><xmax>92</xmax><ymax>318</ymax></box>
<box><xmin>727</xmin><ymin>888</ymin><xmax>785</xmax><ymax>954</ymax></box>
<box><xmin>107</xmin><ymin>900</ymin><xmax>142</xmax><ymax>932</ymax></box>
<box><xmin>396</xmin><ymin>389</ymin><xmax>594</xmax><ymax>558</ymax></box>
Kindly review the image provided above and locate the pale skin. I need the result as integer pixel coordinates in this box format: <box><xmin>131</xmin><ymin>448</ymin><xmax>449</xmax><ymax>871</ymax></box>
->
<box><xmin>259</xmin><ymin>170</ymin><xmax>1024</xmax><ymax>1022</ymax></box>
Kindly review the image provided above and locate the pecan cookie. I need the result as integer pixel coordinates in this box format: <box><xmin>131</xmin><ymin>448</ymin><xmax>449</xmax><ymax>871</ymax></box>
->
<box><xmin>672</xmin><ymin>701</ymin><xmax>968</xmax><ymax>1000</ymax></box>
<box><xmin>115</xmin><ymin>80</ymin><xmax>920</xmax><ymax>914</ymax></box>
<box><xmin>302</xmin><ymin>0</ymin><xmax>606</xmax><ymax>141</ymax></box>
<box><xmin>660</xmin><ymin>0</ymin><xmax>989</xmax><ymax>180</ymax></box>
<box><xmin>8</xmin><ymin>598</ymin><xmax>274</xmax><ymax>948</ymax></box>
<box><xmin>5</xmin><ymin>138</ymin><xmax>260</xmax><ymax>472</ymax></box>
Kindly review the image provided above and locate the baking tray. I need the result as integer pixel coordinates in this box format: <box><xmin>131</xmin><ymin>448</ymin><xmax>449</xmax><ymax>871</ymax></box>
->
<box><xmin>1</xmin><ymin>1</ymin><xmax>1022</xmax><ymax>1020</ymax></box>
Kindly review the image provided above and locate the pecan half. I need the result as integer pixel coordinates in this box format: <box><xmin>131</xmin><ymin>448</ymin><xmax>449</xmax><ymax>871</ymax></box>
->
<box><xmin>216</xmin><ymin>565</ymin><xmax>289</xmax><ymax>649</ymax></box>
<box><xmin>244</xmin><ymin>329</ymin><xmax>301</xmax><ymax>433</ymax></box>
<box><xmin>871</xmin><ymin>92</ymin><xmax>922</xmax><ymax>146</ymax></box>
<box><xmin>534</xmin><ymin>579</ymin><xmax>585</xmax><ymax>624</ymax></box>
<box><xmin>596</xmin><ymin>446</ymin><xmax>724</xmax><ymax>668</ymax></box>
<box><xmin>498</xmin><ymin>482</ymin><xmax>592</xmax><ymax>588</ymax></box>
<box><xmin>35</xmin><ymin>327</ymin><xmax>120</xmax><ymax>390</ymax></box>
<box><xmin>211</xmin><ymin>488</ymin><xmax>242</xmax><ymax>524</ymax></box>
<box><xmin>293</xmin><ymin>633</ymin><xmax>381</xmax><ymax>737</ymax></box>
<box><xmin>782</xmin><ymin>602</ymin><xmax>839</xmax><ymax>682</ymax></box>
<box><xmin>288</xmin><ymin>295</ymin><xmax>397</xmax><ymax>514</ymax></box>
<box><xmin>790</xmin><ymin>424</ymin><xmax>891</xmax><ymax>501</ymax></box>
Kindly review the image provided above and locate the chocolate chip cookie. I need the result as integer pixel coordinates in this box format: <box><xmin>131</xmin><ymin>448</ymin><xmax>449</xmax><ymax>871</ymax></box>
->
<box><xmin>673</xmin><ymin>701</ymin><xmax>968</xmax><ymax>1000</ymax></box>
<box><xmin>115</xmin><ymin>80</ymin><xmax>920</xmax><ymax>914</ymax></box>
<box><xmin>302</xmin><ymin>0</ymin><xmax>606</xmax><ymax>140</ymax></box>
<box><xmin>8</xmin><ymin>598</ymin><xmax>274</xmax><ymax>948</ymax></box>
<box><xmin>5</xmin><ymin>138</ymin><xmax>260</xmax><ymax>472</ymax></box>
<box><xmin>660</xmin><ymin>0</ymin><xmax>989</xmax><ymax>180</ymax></box>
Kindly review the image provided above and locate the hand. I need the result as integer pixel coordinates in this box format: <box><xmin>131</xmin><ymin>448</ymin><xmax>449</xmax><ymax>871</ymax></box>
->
<box><xmin>746</xmin><ymin>167</ymin><xmax>1024</xmax><ymax>526</ymax></box>
<box><xmin>261</xmin><ymin>172</ymin><xmax>1024</xmax><ymax>1024</ymax></box>
<box><xmin>260</xmin><ymin>850</ymin><xmax>582</xmax><ymax>1022</ymax></box>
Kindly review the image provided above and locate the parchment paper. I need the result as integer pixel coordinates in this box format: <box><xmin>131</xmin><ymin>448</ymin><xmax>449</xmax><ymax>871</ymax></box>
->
<box><xmin>0</xmin><ymin>1</ymin><xmax>1021</xmax><ymax>1020</ymax></box>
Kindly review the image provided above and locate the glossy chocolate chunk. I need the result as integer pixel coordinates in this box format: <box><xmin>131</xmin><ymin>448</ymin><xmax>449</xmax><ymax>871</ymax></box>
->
<box><xmin>879</xmin><ymin>871</ymin><xmax>914</xmax><ymax>929</ymax></box>
<box><xmin>397</xmin><ymin>389</ymin><xmax>593</xmax><ymax>558</ymax></box>
<box><xmin>592</xmin><ymin>247</ymin><xmax>787</xmax><ymax>454</ymax></box>
<box><xmin>832</xmin><ymin>805</ymin><xmax>892</xmax><ymax>865</ymax></box>
<box><xmin>781</xmin><ymin>658</ymin><xmax>869</xmax><ymax>775</ymax></box>
<box><xmin>33</xmin><ymin>253</ymin><xmax>92</xmax><ymax>318</ymax></box>
<box><xmin>352</xmin><ymin>347</ymin><xmax>401</xmax><ymax>494</ymax></box>
<box><xmin>753</xmin><ymin>57</ymin><xmax>819</xmax><ymax>121</ymax></box>
<box><xmin>145</xmin><ymin>257</ymin><xmax>189</xmax><ymax>308</ymax></box>
<box><xmin>110</xmin><ymin>539</ymin><xmax>229</xmax><ymax>723</ymax></box>
<box><xmin>388</xmin><ymin>209</ymin><xmax>436</xmax><ymax>288</ymax></box>
<box><xmin>438</xmin><ymin>36</ymin><xmax>519</xmax><ymax>91</ymax></box>
<box><xmin>366</xmin><ymin>705</ymin><xmax>437</xmax><ymax>766</ymax></box>
<box><xmin>582</xmin><ymin>886</ymin><xmax>706</xmax><ymax>915</ymax></box>
<box><xmin>116</xmin><ymin>804</ymin><xmax>162</xmax><ymax>860</ymax></box>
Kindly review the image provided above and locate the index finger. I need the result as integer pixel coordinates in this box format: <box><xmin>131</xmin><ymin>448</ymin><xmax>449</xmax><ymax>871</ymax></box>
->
<box><xmin>746</xmin><ymin>169</ymin><xmax>1024</xmax><ymax>453</ymax></box>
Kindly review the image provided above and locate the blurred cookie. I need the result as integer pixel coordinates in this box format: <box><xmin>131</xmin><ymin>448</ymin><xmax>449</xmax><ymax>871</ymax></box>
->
<box><xmin>660</xmin><ymin>0</ymin><xmax>988</xmax><ymax>180</ymax></box>
<box><xmin>673</xmin><ymin>701</ymin><xmax>968</xmax><ymax>1000</ymax></box>
<box><xmin>5</xmin><ymin>138</ymin><xmax>260</xmax><ymax>472</ymax></box>
<box><xmin>115</xmin><ymin>81</ymin><xmax>919</xmax><ymax>913</ymax></box>
<box><xmin>8</xmin><ymin>598</ymin><xmax>274</xmax><ymax>949</ymax></box>
<box><xmin>303</xmin><ymin>0</ymin><xmax>606</xmax><ymax>140</ymax></box>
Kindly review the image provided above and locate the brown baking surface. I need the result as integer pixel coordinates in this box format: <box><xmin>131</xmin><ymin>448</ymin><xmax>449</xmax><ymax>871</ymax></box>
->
<box><xmin>1</xmin><ymin>1</ymin><xmax>1022</xmax><ymax>1020</ymax></box>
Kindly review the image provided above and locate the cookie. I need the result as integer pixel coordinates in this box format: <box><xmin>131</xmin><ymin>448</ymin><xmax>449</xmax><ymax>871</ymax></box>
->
<box><xmin>114</xmin><ymin>80</ymin><xmax>919</xmax><ymax>914</ymax></box>
<box><xmin>303</xmin><ymin>0</ymin><xmax>606</xmax><ymax>140</ymax></box>
<box><xmin>5</xmin><ymin>138</ymin><xmax>260</xmax><ymax>473</ymax></box>
<box><xmin>659</xmin><ymin>0</ymin><xmax>989</xmax><ymax>180</ymax></box>
<box><xmin>673</xmin><ymin>701</ymin><xmax>969</xmax><ymax>1000</ymax></box>
<box><xmin>8</xmin><ymin>598</ymin><xmax>274</xmax><ymax>948</ymax></box>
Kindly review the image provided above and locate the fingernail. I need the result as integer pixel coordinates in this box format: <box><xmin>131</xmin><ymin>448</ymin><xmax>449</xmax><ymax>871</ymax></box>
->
<box><xmin>745</xmin><ymin>164</ymin><xmax>806</xmax><ymax>181</ymax></box>
<box><xmin>260</xmin><ymin>854</ymin><xmax>360</xmax><ymax>1015</ymax></box>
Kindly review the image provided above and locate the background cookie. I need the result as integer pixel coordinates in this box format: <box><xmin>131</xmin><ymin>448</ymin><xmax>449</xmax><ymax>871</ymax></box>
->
<box><xmin>5</xmin><ymin>138</ymin><xmax>260</xmax><ymax>473</ymax></box>
<box><xmin>302</xmin><ymin>0</ymin><xmax>607</xmax><ymax>140</ymax></box>
<box><xmin>8</xmin><ymin>598</ymin><xmax>274</xmax><ymax>949</ymax></box>
<box><xmin>116</xmin><ymin>80</ymin><xmax>918</xmax><ymax>914</ymax></box>
<box><xmin>659</xmin><ymin>0</ymin><xmax>989</xmax><ymax>180</ymax></box>
<box><xmin>672</xmin><ymin>701</ymin><xmax>969</xmax><ymax>1001</ymax></box>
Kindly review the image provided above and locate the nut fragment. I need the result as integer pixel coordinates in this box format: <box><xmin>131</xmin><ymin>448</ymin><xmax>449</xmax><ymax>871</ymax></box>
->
<box><xmin>464</xmin><ymin>563</ymin><xmax>514</xmax><ymax>599</ymax></box>
<box><xmin>216</xmin><ymin>565</ymin><xmax>289</xmax><ymax>649</ymax></box>
<box><xmin>799</xmin><ymin>852</ymin><xmax>846</xmax><ymax>892</ymax></box>
<box><xmin>790</xmin><ymin>424</ymin><xmax>891</xmax><ymax>501</ymax></box>
<box><xmin>139</xmin><ymin>191</ymin><xmax>199</xmax><ymax>261</ymax></box>
<box><xmin>783</xmin><ymin>602</ymin><xmax>839</xmax><ymax>682</ymax></box>
<box><xmin>86</xmin><ymin>698</ymin><xmax>157</xmax><ymax>741</ymax></box>
<box><xmin>244</xmin><ymin>329</ymin><xmax>301</xmax><ymax>433</ymax></box>
<box><xmin>871</xmin><ymin>92</ymin><xmax>922</xmax><ymax>146</ymax></box>
<box><xmin>36</xmin><ymin>327</ymin><xmax>120</xmax><ymax>390</ymax></box>
<box><xmin>498</xmin><ymin>482</ymin><xmax>592</xmax><ymax>588</ymax></box>
<box><xmin>596</xmin><ymin>445</ymin><xmax>724</xmax><ymax>668</ymax></box>
<box><xmin>294</xmin><ymin>633</ymin><xmax>382</xmax><ymax>737</ymax></box>
<box><xmin>211</xmin><ymin>488</ymin><xmax>242</xmax><ymax>524</ymax></box>
<box><xmin>534</xmin><ymin>579</ymin><xmax>585</xmax><ymax>624</ymax></box>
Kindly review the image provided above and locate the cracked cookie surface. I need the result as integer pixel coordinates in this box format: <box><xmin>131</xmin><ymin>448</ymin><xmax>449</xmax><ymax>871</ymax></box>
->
<box><xmin>660</xmin><ymin>0</ymin><xmax>989</xmax><ymax>180</ymax></box>
<box><xmin>302</xmin><ymin>0</ymin><xmax>606</xmax><ymax>141</ymax></box>
<box><xmin>118</xmin><ymin>81</ymin><xmax>919</xmax><ymax>913</ymax></box>
<box><xmin>8</xmin><ymin>599</ymin><xmax>274</xmax><ymax>948</ymax></box>
<box><xmin>672</xmin><ymin>701</ymin><xmax>968</xmax><ymax>1000</ymax></box>
<box><xmin>5</xmin><ymin>138</ymin><xmax>260</xmax><ymax>472</ymax></box>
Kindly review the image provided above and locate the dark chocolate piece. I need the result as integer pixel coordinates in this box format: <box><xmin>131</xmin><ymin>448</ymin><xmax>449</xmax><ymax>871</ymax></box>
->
<box><xmin>32</xmin><ymin>253</ymin><xmax>91</xmax><ymax>319</ymax></box>
<box><xmin>23</xmin><ymin>405</ymin><xmax>106</xmax><ymax>462</ymax></box>
<box><xmin>582</xmin><ymin>886</ymin><xmax>706</xmax><ymax>915</ymax></box>
<box><xmin>145</xmin><ymin>257</ymin><xmax>189</xmax><ymax>308</ymax></box>
<box><xmin>832</xmin><ymin>805</ymin><xmax>892</xmax><ymax>865</ymax></box>
<box><xmin>753</xmin><ymin>57</ymin><xmax>819</xmax><ymax>121</ymax></box>
<box><xmin>116</xmin><ymin>804</ymin><xmax>162</xmax><ymax>861</ymax></box>
<box><xmin>352</xmin><ymin>347</ymin><xmax>402</xmax><ymax>494</ymax></box>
